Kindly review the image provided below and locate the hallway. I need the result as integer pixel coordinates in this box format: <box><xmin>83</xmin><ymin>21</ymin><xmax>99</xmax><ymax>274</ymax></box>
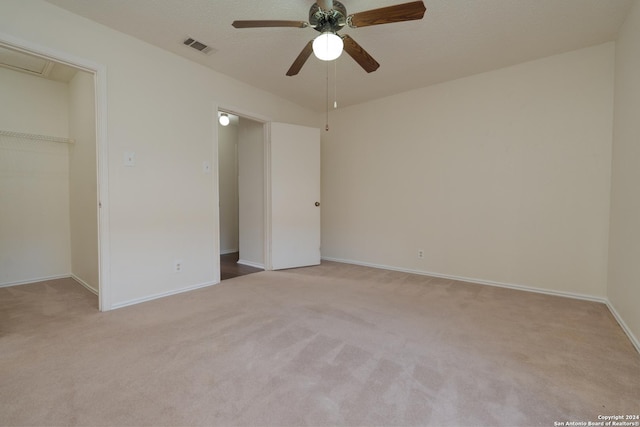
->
<box><xmin>220</xmin><ymin>252</ymin><xmax>262</xmax><ymax>280</ymax></box>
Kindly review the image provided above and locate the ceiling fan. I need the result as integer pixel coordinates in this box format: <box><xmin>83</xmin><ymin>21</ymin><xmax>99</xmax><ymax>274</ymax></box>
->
<box><xmin>232</xmin><ymin>0</ymin><xmax>427</xmax><ymax>76</ymax></box>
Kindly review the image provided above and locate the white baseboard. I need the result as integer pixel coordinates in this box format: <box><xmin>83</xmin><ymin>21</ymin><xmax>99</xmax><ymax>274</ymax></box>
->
<box><xmin>0</xmin><ymin>274</ymin><xmax>70</xmax><ymax>288</ymax></box>
<box><xmin>111</xmin><ymin>281</ymin><xmax>218</xmax><ymax>310</ymax></box>
<box><xmin>0</xmin><ymin>274</ymin><xmax>99</xmax><ymax>297</ymax></box>
<box><xmin>70</xmin><ymin>274</ymin><xmax>98</xmax><ymax>295</ymax></box>
<box><xmin>605</xmin><ymin>301</ymin><xmax>640</xmax><ymax>354</ymax></box>
<box><xmin>322</xmin><ymin>256</ymin><xmax>639</xmax><ymax>354</ymax></box>
<box><xmin>322</xmin><ymin>257</ymin><xmax>606</xmax><ymax>303</ymax></box>
<box><xmin>220</xmin><ymin>248</ymin><xmax>239</xmax><ymax>255</ymax></box>
<box><xmin>237</xmin><ymin>259</ymin><xmax>265</xmax><ymax>269</ymax></box>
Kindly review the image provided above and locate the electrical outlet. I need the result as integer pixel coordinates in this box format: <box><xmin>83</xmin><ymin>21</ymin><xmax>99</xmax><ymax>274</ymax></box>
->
<box><xmin>174</xmin><ymin>260</ymin><xmax>183</xmax><ymax>273</ymax></box>
<box><xmin>417</xmin><ymin>250</ymin><xmax>424</xmax><ymax>259</ymax></box>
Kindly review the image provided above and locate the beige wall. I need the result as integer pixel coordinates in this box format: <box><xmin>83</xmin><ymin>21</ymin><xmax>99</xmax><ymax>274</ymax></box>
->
<box><xmin>68</xmin><ymin>70</ymin><xmax>99</xmax><ymax>292</ymax></box>
<box><xmin>238</xmin><ymin>118</ymin><xmax>265</xmax><ymax>268</ymax></box>
<box><xmin>0</xmin><ymin>0</ymin><xmax>319</xmax><ymax>307</ymax></box>
<box><xmin>0</xmin><ymin>67</ymin><xmax>69</xmax><ymax>137</ymax></box>
<box><xmin>322</xmin><ymin>43</ymin><xmax>614</xmax><ymax>298</ymax></box>
<box><xmin>0</xmin><ymin>68</ymin><xmax>71</xmax><ymax>286</ymax></box>
<box><xmin>609</xmin><ymin>0</ymin><xmax>640</xmax><ymax>347</ymax></box>
<box><xmin>218</xmin><ymin>122</ymin><xmax>239</xmax><ymax>254</ymax></box>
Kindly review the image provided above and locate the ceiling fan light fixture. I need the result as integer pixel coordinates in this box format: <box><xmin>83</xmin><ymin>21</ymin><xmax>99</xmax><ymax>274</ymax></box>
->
<box><xmin>219</xmin><ymin>113</ymin><xmax>230</xmax><ymax>126</ymax></box>
<box><xmin>312</xmin><ymin>32</ymin><xmax>343</xmax><ymax>61</ymax></box>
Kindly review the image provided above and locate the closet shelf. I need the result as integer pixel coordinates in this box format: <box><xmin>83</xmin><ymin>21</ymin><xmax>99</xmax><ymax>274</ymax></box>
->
<box><xmin>0</xmin><ymin>129</ymin><xmax>74</xmax><ymax>144</ymax></box>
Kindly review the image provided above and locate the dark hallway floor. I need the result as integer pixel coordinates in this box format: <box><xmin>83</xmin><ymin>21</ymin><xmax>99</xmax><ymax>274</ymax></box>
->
<box><xmin>220</xmin><ymin>252</ymin><xmax>262</xmax><ymax>280</ymax></box>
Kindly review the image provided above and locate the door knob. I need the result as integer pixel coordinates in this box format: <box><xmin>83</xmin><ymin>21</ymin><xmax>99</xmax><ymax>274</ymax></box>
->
<box><xmin>315</xmin><ymin>202</ymin><xmax>320</xmax><ymax>207</ymax></box>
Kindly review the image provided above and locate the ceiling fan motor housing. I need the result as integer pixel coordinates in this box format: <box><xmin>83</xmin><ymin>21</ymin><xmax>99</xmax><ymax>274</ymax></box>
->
<box><xmin>309</xmin><ymin>1</ymin><xmax>347</xmax><ymax>33</ymax></box>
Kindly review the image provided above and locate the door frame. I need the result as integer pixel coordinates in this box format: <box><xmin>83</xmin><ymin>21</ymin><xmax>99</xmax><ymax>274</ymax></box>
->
<box><xmin>0</xmin><ymin>32</ymin><xmax>111</xmax><ymax>311</ymax></box>
<box><xmin>213</xmin><ymin>104</ymin><xmax>273</xmax><ymax>282</ymax></box>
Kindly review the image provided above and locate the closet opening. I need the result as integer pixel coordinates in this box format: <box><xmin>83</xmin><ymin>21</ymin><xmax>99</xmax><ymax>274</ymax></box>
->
<box><xmin>0</xmin><ymin>42</ymin><xmax>103</xmax><ymax>309</ymax></box>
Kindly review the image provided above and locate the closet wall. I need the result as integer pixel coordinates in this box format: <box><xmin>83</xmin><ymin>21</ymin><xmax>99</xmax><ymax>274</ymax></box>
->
<box><xmin>0</xmin><ymin>66</ymin><xmax>98</xmax><ymax>290</ymax></box>
<box><xmin>68</xmin><ymin>71</ymin><xmax>98</xmax><ymax>292</ymax></box>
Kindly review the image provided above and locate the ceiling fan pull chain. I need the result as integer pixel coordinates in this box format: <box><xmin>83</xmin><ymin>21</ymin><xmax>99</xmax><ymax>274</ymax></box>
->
<box><xmin>325</xmin><ymin>58</ymin><xmax>330</xmax><ymax>131</ymax></box>
<box><xmin>334</xmin><ymin>59</ymin><xmax>338</xmax><ymax>109</ymax></box>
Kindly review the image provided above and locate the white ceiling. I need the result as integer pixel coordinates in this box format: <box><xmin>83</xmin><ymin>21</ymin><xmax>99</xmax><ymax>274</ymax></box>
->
<box><xmin>44</xmin><ymin>0</ymin><xmax>633</xmax><ymax>112</ymax></box>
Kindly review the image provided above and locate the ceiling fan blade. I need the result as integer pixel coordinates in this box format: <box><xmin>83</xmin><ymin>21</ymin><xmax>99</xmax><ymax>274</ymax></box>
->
<box><xmin>348</xmin><ymin>1</ymin><xmax>426</xmax><ymax>28</ymax></box>
<box><xmin>342</xmin><ymin>35</ymin><xmax>380</xmax><ymax>73</ymax></box>
<box><xmin>232</xmin><ymin>20</ymin><xmax>308</xmax><ymax>29</ymax></box>
<box><xmin>286</xmin><ymin>41</ymin><xmax>314</xmax><ymax>76</ymax></box>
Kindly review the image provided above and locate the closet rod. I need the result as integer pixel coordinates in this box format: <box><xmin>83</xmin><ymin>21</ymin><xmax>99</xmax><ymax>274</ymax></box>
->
<box><xmin>0</xmin><ymin>129</ymin><xmax>74</xmax><ymax>144</ymax></box>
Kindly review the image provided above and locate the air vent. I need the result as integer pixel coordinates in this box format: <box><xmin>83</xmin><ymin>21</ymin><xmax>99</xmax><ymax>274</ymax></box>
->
<box><xmin>0</xmin><ymin>45</ymin><xmax>53</xmax><ymax>77</ymax></box>
<box><xmin>0</xmin><ymin>45</ymin><xmax>77</xmax><ymax>83</ymax></box>
<box><xmin>183</xmin><ymin>37</ymin><xmax>214</xmax><ymax>55</ymax></box>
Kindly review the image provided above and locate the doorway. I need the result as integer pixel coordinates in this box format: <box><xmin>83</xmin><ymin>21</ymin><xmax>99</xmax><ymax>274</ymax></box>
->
<box><xmin>0</xmin><ymin>39</ymin><xmax>107</xmax><ymax>310</ymax></box>
<box><xmin>215</xmin><ymin>111</ymin><xmax>322</xmax><ymax>280</ymax></box>
<box><xmin>217</xmin><ymin>109</ymin><xmax>265</xmax><ymax>280</ymax></box>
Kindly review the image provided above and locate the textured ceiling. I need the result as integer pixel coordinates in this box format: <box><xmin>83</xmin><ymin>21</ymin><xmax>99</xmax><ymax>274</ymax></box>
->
<box><xmin>44</xmin><ymin>0</ymin><xmax>633</xmax><ymax>112</ymax></box>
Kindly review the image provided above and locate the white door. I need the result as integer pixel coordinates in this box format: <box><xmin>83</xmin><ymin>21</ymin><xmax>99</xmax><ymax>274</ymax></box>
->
<box><xmin>270</xmin><ymin>122</ymin><xmax>321</xmax><ymax>270</ymax></box>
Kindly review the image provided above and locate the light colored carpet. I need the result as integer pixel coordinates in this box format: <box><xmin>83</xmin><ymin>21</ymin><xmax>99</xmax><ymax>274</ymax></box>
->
<box><xmin>1</xmin><ymin>261</ymin><xmax>638</xmax><ymax>426</ymax></box>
